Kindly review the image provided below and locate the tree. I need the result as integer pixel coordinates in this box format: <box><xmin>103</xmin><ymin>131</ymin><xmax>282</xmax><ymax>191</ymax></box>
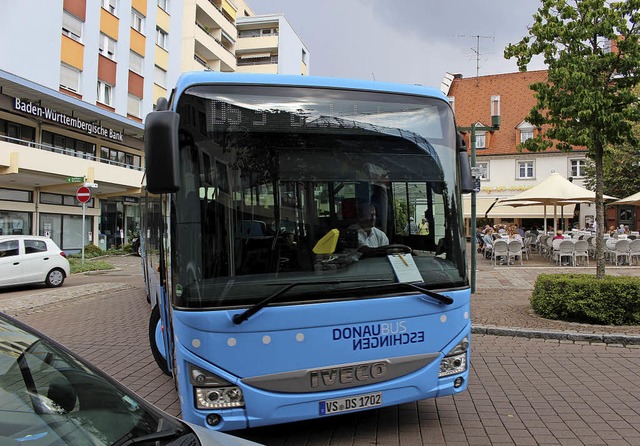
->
<box><xmin>583</xmin><ymin>140</ymin><xmax>640</xmax><ymax>199</ymax></box>
<box><xmin>504</xmin><ymin>0</ymin><xmax>640</xmax><ymax>278</ymax></box>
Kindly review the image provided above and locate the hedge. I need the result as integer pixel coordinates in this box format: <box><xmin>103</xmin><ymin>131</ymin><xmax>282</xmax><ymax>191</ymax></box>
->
<box><xmin>531</xmin><ymin>274</ymin><xmax>640</xmax><ymax>325</ymax></box>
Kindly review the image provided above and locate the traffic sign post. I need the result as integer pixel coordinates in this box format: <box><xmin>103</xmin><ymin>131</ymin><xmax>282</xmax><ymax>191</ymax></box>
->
<box><xmin>77</xmin><ymin>187</ymin><xmax>91</xmax><ymax>264</ymax></box>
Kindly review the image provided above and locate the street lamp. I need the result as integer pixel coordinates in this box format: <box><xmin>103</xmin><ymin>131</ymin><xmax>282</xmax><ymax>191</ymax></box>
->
<box><xmin>458</xmin><ymin>101</ymin><xmax>500</xmax><ymax>293</ymax></box>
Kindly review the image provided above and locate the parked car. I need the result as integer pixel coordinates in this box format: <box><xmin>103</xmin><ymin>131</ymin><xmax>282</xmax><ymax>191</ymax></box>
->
<box><xmin>0</xmin><ymin>235</ymin><xmax>70</xmax><ymax>288</ymax></box>
<box><xmin>0</xmin><ymin>312</ymin><xmax>262</xmax><ymax>446</ymax></box>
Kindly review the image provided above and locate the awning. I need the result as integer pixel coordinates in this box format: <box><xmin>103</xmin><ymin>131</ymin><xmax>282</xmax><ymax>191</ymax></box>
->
<box><xmin>464</xmin><ymin>197</ymin><xmax>576</xmax><ymax>219</ymax></box>
<box><xmin>238</xmin><ymin>52</ymin><xmax>272</xmax><ymax>59</ymax></box>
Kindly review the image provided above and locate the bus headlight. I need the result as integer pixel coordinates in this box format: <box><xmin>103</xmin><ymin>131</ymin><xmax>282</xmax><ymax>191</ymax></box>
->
<box><xmin>189</xmin><ymin>364</ymin><xmax>245</xmax><ymax>409</ymax></box>
<box><xmin>439</xmin><ymin>337</ymin><xmax>468</xmax><ymax>377</ymax></box>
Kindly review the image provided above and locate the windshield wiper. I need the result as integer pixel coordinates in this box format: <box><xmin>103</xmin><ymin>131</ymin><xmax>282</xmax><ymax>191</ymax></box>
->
<box><xmin>233</xmin><ymin>279</ymin><xmax>390</xmax><ymax>324</ymax></box>
<box><xmin>379</xmin><ymin>282</ymin><xmax>454</xmax><ymax>305</ymax></box>
<box><xmin>115</xmin><ymin>427</ymin><xmax>185</xmax><ymax>446</ymax></box>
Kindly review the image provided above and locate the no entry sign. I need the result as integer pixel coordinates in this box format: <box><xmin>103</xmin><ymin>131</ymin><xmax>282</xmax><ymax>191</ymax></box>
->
<box><xmin>76</xmin><ymin>186</ymin><xmax>91</xmax><ymax>203</ymax></box>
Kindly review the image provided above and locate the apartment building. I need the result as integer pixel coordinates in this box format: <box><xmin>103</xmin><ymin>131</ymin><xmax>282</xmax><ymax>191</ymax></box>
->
<box><xmin>0</xmin><ymin>0</ymin><xmax>309</xmax><ymax>252</ymax></box>
<box><xmin>443</xmin><ymin>70</ymin><xmax>592</xmax><ymax>231</ymax></box>
<box><xmin>236</xmin><ymin>15</ymin><xmax>309</xmax><ymax>75</ymax></box>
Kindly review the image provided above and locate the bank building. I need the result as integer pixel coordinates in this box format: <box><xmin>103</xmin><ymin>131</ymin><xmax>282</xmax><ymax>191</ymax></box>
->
<box><xmin>0</xmin><ymin>0</ymin><xmax>308</xmax><ymax>251</ymax></box>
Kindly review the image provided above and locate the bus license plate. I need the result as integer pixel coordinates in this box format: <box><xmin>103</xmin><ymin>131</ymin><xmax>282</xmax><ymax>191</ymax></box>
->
<box><xmin>319</xmin><ymin>392</ymin><xmax>382</xmax><ymax>415</ymax></box>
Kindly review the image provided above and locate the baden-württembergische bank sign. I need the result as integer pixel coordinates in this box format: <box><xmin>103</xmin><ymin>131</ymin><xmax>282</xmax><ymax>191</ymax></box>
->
<box><xmin>13</xmin><ymin>98</ymin><xmax>124</xmax><ymax>142</ymax></box>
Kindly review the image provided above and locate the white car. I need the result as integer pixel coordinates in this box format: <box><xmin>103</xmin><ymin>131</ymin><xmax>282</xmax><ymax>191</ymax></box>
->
<box><xmin>0</xmin><ymin>235</ymin><xmax>71</xmax><ymax>288</ymax></box>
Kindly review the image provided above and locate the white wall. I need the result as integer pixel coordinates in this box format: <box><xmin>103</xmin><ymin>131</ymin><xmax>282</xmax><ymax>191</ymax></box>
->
<box><xmin>276</xmin><ymin>16</ymin><xmax>309</xmax><ymax>75</ymax></box>
<box><xmin>0</xmin><ymin>0</ymin><xmax>63</xmax><ymax>89</ymax></box>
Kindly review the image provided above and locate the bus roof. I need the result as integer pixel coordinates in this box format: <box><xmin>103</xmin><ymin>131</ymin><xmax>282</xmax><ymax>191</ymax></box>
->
<box><xmin>171</xmin><ymin>72</ymin><xmax>448</xmax><ymax>105</ymax></box>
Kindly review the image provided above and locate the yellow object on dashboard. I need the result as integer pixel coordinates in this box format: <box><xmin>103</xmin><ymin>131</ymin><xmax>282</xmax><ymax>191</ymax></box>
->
<box><xmin>313</xmin><ymin>229</ymin><xmax>340</xmax><ymax>254</ymax></box>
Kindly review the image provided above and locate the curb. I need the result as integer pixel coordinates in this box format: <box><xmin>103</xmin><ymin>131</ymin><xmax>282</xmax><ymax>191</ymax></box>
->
<box><xmin>472</xmin><ymin>325</ymin><xmax>640</xmax><ymax>346</ymax></box>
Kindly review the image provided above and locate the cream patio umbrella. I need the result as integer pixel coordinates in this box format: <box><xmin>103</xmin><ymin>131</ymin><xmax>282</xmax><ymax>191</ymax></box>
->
<box><xmin>611</xmin><ymin>191</ymin><xmax>640</xmax><ymax>206</ymax></box>
<box><xmin>496</xmin><ymin>172</ymin><xmax>616</xmax><ymax>232</ymax></box>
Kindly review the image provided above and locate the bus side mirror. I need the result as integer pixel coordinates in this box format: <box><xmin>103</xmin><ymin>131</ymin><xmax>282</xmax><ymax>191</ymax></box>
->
<box><xmin>457</xmin><ymin>133</ymin><xmax>474</xmax><ymax>194</ymax></box>
<box><xmin>144</xmin><ymin>110</ymin><xmax>180</xmax><ymax>194</ymax></box>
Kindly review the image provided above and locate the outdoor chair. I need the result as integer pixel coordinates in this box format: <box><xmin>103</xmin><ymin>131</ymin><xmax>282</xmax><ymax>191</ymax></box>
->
<box><xmin>491</xmin><ymin>240</ymin><xmax>509</xmax><ymax>266</ymax></box>
<box><xmin>524</xmin><ymin>235</ymin><xmax>537</xmax><ymax>258</ymax></box>
<box><xmin>629</xmin><ymin>239</ymin><xmax>640</xmax><ymax>265</ymax></box>
<box><xmin>573</xmin><ymin>240</ymin><xmax>589</xmax><ymax>266</ymax></box>
<box><xmin>507</xmin><ymin>240</ymin><xmax>524</xmax><ymax>265</ymax></box>
<box><xmin>586</xmin><ymin>236</ymin><xmax>596</xmax><ymax>259</ymax></box>
<box><xmin>613</xmin><ymin>239</ymin><xmax>630</xmax><ymax>265</ymax></box>
<box><xmin>553</xmin><ymin>240</ymin><xmax>575</xmax><ymax>266</ymax></box>
<box><xmin>605</xmin><ymin>238</ymin><xmax>618</xmax><ymax>263</ymax></box>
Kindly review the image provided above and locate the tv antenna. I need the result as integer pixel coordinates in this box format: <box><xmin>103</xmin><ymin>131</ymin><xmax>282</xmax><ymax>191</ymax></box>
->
<box><xmin>457</xmin><ymin>34</ymin><xmax>494</xmax><ymax>84</ymax></box>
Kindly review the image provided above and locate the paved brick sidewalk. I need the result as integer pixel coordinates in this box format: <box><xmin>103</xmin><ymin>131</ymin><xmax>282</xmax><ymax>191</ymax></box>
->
<box><xmin>471</xmin><ymin>249</ymin><xmax>640</xmax><ymax>342</ymax></box>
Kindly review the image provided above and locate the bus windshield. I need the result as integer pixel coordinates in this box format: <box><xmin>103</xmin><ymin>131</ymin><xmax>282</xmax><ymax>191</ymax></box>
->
<box><xmin>170</xmin><ymin>84</ymin><xmax>466</xmax><ymax>309</ymax></box>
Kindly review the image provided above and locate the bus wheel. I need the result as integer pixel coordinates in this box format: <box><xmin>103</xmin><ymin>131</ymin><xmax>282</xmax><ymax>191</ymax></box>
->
<box><xmin>149</xmin><ymin>305</ymin><xmax>171</xmax><ymax>376</ymax></box>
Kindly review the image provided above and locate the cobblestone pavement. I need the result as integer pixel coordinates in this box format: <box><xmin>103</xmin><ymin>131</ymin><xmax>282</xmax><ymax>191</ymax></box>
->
<box><xmin>4</xmin><ymin>254</ymin><xmax>640</xmax><ymax>445</ymax></box>
<box><xmin>472</xmin><ymin>250</ymin><xmax>640</xmax><ymax>342</ymax></box>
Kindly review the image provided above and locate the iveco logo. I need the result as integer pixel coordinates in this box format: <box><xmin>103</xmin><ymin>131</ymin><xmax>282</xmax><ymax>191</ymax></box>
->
<box><xmin>309</xmin><ymin>361</ymin><xmax>388</xmax><ymax>389</ymax></box>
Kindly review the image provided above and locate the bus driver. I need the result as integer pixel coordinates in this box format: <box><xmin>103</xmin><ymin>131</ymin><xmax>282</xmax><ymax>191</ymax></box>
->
<box><xmin>352</xmin><ymin>203</ymin><xmax>389</xmax><ymax>249</ymax></box>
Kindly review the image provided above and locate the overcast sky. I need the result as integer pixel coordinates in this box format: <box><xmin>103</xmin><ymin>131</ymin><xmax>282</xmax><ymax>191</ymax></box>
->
<box><xmin>247</xmin><ymin>0</ymin><xmax>547</xmax><ymax>88</ymax></box>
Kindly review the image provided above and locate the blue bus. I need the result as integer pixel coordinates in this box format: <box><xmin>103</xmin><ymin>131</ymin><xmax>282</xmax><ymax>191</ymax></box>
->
<box><xmin>141</xmin><ymin>72</ymin><xmax>474</xmax><ymax>432</ymax></box>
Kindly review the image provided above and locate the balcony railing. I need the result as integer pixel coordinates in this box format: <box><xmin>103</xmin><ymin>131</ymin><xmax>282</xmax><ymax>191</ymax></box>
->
<box><xmin>195</xmin><ymin>21</ymin><xmax>235</xmax><ymax>57</ymax></box>
<box><xmin>194</xmin><ymin>54</ymin><xmax>214</xmax><ymax>70</ymax></box>
<box><xmin>207</xmin><ymin>0</ymin><xmax>235</xmax><ymax>26</ymax></box>
<box><xmin>0</xmin><ymin>134</ymin><xmax>143</xmax><ymax>171</ymax></box>
<box><xmin>237</xmin><ymin>56</ymin><xmax>278</xmax><ymax>66</ymax></box>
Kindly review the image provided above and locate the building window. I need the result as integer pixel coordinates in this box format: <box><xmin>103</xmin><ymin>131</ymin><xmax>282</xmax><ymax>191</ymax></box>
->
<box><xmin>0</xmin><ymin>188</ymin><xmax>32</xmax><ymax>203</ymax></box>
<box><xmin>570</xmin><ymin>159</ymin><xmax>587</xmax><ymax>178</ymax></box>
<box><xmin>97</xmin><ymin>81</ymin><xmax>114</xmax><ymax>106</ymax></box>
<box><xmin>475</xmin><ymin>132</ymin><xmax>486</xmax><ymax>149</ymax></box>
<box><xmin>42</xmin><ymin>131</ymin><xmax>96</xmax><ymax>159</ymax></box>
<box><xmin>131</xmin><ymin>9</ymin><xmax>145</xmax><ymax>33</ymax></box>
<box><xmin>62</xmin><ymin>11</ymin><xmax>83</xmax><ymax>42</ymax></box>
<box><xmin>127</xmin><ymin>94</ymin><xmax>142</xmax><ymax>118</ymax></box>
<box><xmin>517</xmin><ymin>121</ymin><xmax>535</xmax><ymax>144</ymax></box>
<box><xmin>517</xmin><ymin>161</ymin><xmax>534</xmax><ymax>179</ymax></box>
<box><xmin>154</xmin><ymin>65</ymin><xmax>166</xmax><ymax>87</ymax></box>
<box><xmin>102</xmin><ymin>0</ymin><xmax>117</xmax><ymax>15</ymax></box>
<box><xmin>158</xmin><ymin>0</ymin><xmax>169</xmax><ymax>12</ymax></box>
<box><xmin>0</xmin><ymin>211</ymin><xmax>32</xmax><ymax>236</ymax></box>
<box><xmin>100</xmin><ymin>147</ymin><xmax>141</xmax><ymax>170</ymax></box>
<box><xmin>99</xmin><ymin>33</ymin><xmax>117</xmax><ymax>60</ymax></box>
<box><xmin>156</xmin><ymin>27</ymin><xmax>168</xmax><ymax>49</ymax></box>
<box><xmin>129</xmin><ymin>51</ymin><xmax>143</xmax><ymax>74</ymax></box>
<box><xmin>0</xmin><ymin>119</ymin><xmax>35</xmax><ymax>145</ymax></box>
<box><xmin>448</xmin><ymin>96</ymin><xmax>455</xmax><ymax>113</ymax></box>
<box><xmin>520</xmin><ymin>129</ymin><xmax>534</xmax><ymax>143</ymax></box>
<box><xmin>59</xmin><ymin>64</ymin><xmax>80</xmax><ymax>93</ymax></box>
<box><xmin>476</xmin><ymin>162</ymin><xmax>489</xmax><ymax>180</ymax></box>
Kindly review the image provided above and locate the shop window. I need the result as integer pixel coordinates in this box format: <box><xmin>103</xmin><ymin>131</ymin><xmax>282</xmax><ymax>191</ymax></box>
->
<box><xmin>0</xmin><ymin>212</ymin><xmax>32</xmax><ymax>236</ymax></box>
<box><xmin>0</xmin><ymin>188</ymin><xmax>32</xmax><ymax>202</ymax></box>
